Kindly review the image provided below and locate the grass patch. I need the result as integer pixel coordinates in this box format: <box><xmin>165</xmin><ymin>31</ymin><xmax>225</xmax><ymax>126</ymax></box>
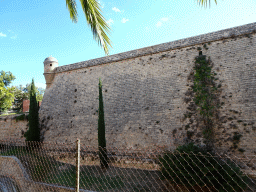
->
<box><xmin>45</xmin><ymin>165</ymin><xmax>125</xmax><ymax>191</ymax></box>
<box><xmin>0</xmin><ymin>145</ymin><xmax>58</xmax><ymax>181</ymax></box>
<box><xmin>80</xmin><ymin>172</ymin><xmax>124</xmax><ymax>191</ymax></box>
<box><xmin>45</xmin><ymin>168</ymin><xmax>76</xmax><ymax>187</ymax></box>
<box><xmin>0</xmin><ymin>112</ymin><xmax>16</xmax><ymax>117</ymax></box>
<box><xmin>0</xmin><ymin>112</ymin><xmax>24</xmax><ymax>117</ymax></box>
<box><xmin>1</xmin><ymin>146</ymin><xmax>127</xmax><ymax>191</ymax></box>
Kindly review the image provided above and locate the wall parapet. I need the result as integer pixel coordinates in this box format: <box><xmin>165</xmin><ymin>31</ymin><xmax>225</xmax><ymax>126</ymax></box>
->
<box><xmin>55</xmin><ymin>22</ymin><xmax>256</xmax><ymax>73</ymax></box>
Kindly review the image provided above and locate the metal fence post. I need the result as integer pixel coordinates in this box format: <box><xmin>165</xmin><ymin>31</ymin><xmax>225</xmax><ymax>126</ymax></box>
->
<box><xmin>76</xmin><ymin>139</ymin><xmax>80</xmax><ymax>192</ymax></box>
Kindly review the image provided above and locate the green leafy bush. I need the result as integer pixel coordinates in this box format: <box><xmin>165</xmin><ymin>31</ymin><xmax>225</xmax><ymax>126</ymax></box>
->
<box><xmin>158</xmin><ymin>143</ymin><xmax>248</xmax><ymax>191</ymax></box>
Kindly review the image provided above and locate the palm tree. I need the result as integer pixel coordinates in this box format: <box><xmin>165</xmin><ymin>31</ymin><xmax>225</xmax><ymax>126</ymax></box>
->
<box><xmin>197</xmin><ymin>0</ymin><xmax>217</xmax><ymax>7</ymax></box>
<box><xmin>65</xmin><ymin>0</ymin><xmax>217</xmax><ymax>55</ymax></box>
<box><xmin>66</xmin><ymin>0</ymin><xmax>112</xmax><ymax>55</ymax></box>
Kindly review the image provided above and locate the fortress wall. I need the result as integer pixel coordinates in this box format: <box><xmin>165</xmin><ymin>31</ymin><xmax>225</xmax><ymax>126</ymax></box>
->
<box><xmin>39</xmin><ymin>22</ymin><xmax>256</xmax><ymax>154</ymax></box>
<box><xmin>0</xmin><ymin>115</ymin><xmax>27</xmax><ymax>141</ymax></box>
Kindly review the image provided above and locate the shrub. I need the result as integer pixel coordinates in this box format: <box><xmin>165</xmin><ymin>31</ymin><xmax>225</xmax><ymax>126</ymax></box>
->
<box><xmin>158</xmin><ymin>143</ymin><xmax>248</xmax><ymax>191</ymax></box>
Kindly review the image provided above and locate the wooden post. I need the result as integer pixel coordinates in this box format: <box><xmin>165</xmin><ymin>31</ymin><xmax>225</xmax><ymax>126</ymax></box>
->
<box><xmin>76</xmin><ymin>139</ymin><xmax>80</xmax><ymax>192</ymax></box>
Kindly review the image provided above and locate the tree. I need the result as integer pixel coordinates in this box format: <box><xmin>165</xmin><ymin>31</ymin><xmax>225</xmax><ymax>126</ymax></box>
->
<box><xmin>24</xmin><ymin>79</ymin><xmax>40</xmax><ymax>143</ymax></box>
<box><xmin>66</xmin><ymin>0</ymin><xmax>112</xmax><ymax>55</ymax></box>
<box><xmin>0</xmin><ymin>71</ymin><xmax>16</xmax><ymax>87</ymax></box>
<box><xmin>197</xmin><ymin>0</ymin><xmax>217</xmax><ymax>8</ymax></box>
<box><xmin>98</xmin><ymin>78</ymin><xmax>108</xmax><ymax>169</ymax></box>
<box><xmin>13</xmin><ymin>84</ymin><xmax>45</xmax><ymax>112</ymax></box>
<box><xmin>12</xmin><ymin>86</ymin><xmax>28</xmax><ymax>112</ymax></box>
<box><xmin>23</xmin><ymin>83</ymin><xmax>45</xmax><ymax>101</ymax></box>
<box><xmin>0</xmin><ymin>71</ymin><xmax>16</xmax><ymax>113</ymax></box>
<box><xmin>65</xmin><ymin>0</ymin><xmax>217</xmax><ymax>55</ymax></box>
<box><xmin>37</xmin><ymin>87</ymin><xmax>45</xmax><ymax>101</ymax></box>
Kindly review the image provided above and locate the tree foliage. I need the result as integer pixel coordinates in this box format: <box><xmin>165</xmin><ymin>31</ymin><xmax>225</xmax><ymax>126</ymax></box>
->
<box><xmin>197</xmin><ymin>0</ymin><xmax>217</xmax><ymax>8</ymax></box>
<box><xmin>22</xmin><ymin>83</ymin><xmax>45</xmax><ymax>101</ymax></box>
<box><xmin>98</xmin><ymin>78</ymin><xmax>108</xmax><ymax>169</ymax></box>
<box><xmin>24</xmin><ymin>79</ymin><xmax>40</xmax><ymax>142</ymax></box>
<box><xmin>66</xmin><ymin>0</ymin><xmax>112</xmax><ymax>55</ymax></box>
<box><xmin>0</xmin><ymin>71</ymin><xmax>16</xmax><ymax>87</ymax></box>
<box><xmin>159</xmin><ymin>143</ymin><xmax>248</xmax><ymax>191</ymax></box>
<box><xmin>12</xmin><ymin>85</ymin><xmax>29</xmax><ymax>112</ymax></box>
<box><xmin>13</xmin><ymin>84</ymin><xmax>45</xmax><ymax>112</ymax></box>
<box><xmin>64</xmin><ymin>0</ymin><xmax>218</xmax><ymax>55</ymax></box>
<box><xmin>192</xmin><ymin>55</ymin><xmax>220</xmax><ymax>148</ymax></box>
<box><xmin>0</xmin><ymin>71</ymin><xmax>16</xmax><ymax>112</ymax></box>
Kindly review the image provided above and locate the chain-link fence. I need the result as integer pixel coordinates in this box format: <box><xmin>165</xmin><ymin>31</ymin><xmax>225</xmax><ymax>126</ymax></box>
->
<box><xmin>0</xmin><ymin>139</ymin><xmax>255</xmax><ymax>192</ymax></box>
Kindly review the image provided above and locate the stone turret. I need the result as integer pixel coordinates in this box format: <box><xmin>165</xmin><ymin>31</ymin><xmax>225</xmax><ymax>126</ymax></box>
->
<box><xmin>43</xmin><ymin>56</ymin><xmax>58</xmax><ymax>89</ymax></box>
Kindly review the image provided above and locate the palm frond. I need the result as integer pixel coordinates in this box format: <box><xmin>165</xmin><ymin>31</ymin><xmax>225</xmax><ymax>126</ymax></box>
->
<box><xmin>66</xmin><ymin>0</ymin><xmax>78</xmax><ymax>23</ymax></box>
<box><xmin>197</xmin><ymin>0</ymin><xmax>217</xmax><ymax>8</ymax></box>
<box><xmin>79</xmin><ymin>0</ymin><xmax>112</xmax><ymax>55</ymax></box>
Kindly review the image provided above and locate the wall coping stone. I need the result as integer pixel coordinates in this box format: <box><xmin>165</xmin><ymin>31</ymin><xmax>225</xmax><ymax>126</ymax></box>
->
<box><xmin>55</xmin><ymin>22</ymin><xmax>256</xmax><ymax>73</ymax></box>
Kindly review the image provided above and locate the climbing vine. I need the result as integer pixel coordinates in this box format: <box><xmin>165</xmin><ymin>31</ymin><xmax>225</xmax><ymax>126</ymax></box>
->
<box><xmin>192</xmin><ymin>54</ymin><xmax>220</xmax><ymax>148</ymax></box>
<box><xmin>181</xmin><ymin>48</ymin><xmax>249</xmax><ymax>153</ymax></box>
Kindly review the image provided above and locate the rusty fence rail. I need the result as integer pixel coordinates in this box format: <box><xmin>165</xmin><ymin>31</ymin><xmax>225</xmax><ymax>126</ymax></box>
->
<box><xmin>0</xmin><ymin>139</ymin><xmax>255</xmax><ymax>192</ymax></box>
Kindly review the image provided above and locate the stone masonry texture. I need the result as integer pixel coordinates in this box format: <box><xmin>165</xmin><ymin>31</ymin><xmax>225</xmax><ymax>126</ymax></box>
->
<box><xmin>39</xmin><ymin>22</ymin><xmax>256</xmax><ymax>156</ymax></box>
<box><xmin>0</xmin><ymin>115</ymin><xmax>28</xmax><ymax>141</ymax></box>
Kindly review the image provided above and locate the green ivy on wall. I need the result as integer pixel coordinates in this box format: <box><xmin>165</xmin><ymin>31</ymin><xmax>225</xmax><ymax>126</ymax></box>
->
<box><xmin>182</xmin><ymin>49</ymin><xmax>247</xmax><ymax>152</ymax></box>
<box><xmin>192</xmin><ymin>54</ymin><xmax>221</xmax><ymax>148</ymax></box>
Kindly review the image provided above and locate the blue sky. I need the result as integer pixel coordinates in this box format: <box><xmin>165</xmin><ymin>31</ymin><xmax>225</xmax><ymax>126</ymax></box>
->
<box><xmin>1</xmin><ymin>0</ymin><xmax>256</xmax><ymax>89</ymax></box>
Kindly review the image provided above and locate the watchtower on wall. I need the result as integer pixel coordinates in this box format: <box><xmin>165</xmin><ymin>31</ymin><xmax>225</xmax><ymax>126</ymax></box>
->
<box><xmin>43</xmin><ymin>56</ymin><xmax>58</xmax><ymax>89</ymax></box>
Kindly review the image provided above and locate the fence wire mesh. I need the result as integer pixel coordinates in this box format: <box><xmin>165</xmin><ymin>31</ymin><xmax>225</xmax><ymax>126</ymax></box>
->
<box><xmin>0</xmin><ymin>139</ymin><xmax>255</xmax><ymax>192</ymax></box>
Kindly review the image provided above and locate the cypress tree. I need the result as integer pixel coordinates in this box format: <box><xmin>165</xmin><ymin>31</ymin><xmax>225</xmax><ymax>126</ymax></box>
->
<box><xmin>98</xmin><ymin>78</ymin><xmax>108</xmax><ymax>169</ymax></box>
<box><xmin>24</xmin><ymin>78</ymin><xmax>40</xmax><ymax>146</ymax></box>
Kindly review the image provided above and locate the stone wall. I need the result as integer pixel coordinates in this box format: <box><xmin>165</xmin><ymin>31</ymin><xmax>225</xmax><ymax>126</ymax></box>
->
<box><xmin>39</xmin><ymin>22</ymin><xmax>256</xmax><ymax>155</ymax></box>
<box><xmin>0</xmin><ymin>115</ymin><xmax>28</xmax><ymax>141</ymax></box>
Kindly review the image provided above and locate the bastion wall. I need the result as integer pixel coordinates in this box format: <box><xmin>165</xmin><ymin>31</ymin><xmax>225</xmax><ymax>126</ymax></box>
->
<box><xmin>39</xmin><ymin>22</ymin><xmax>256</xmax><ymax>155</ymax></box>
